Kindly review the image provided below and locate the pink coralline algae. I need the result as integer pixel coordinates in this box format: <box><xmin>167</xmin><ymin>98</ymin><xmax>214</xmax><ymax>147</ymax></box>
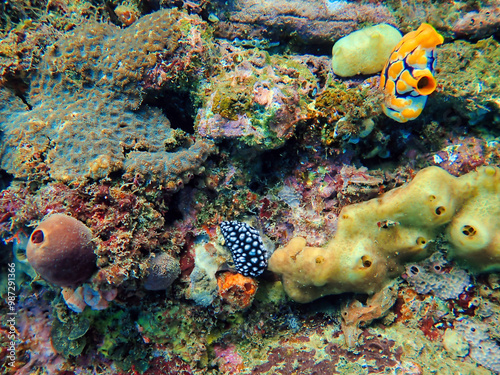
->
<box><xmin>213</xmin><ymin>344</ymin><xmax>244</xmax><ymax>374</ymax></box>
<box><xmin>26</xmin><ymin>213</ymin><xmax>97</xmax><ymax>287</ymax></box>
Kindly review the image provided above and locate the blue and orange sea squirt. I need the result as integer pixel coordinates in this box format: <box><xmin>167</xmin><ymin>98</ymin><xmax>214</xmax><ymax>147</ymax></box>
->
<box><xmin>379</xmin><ymin>23</ymin><xmax>444</xmax><ymax>123</ymax></box>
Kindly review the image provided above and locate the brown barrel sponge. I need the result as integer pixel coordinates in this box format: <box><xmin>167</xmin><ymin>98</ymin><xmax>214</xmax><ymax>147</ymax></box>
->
<box><xmin>27</xmin><ymin>213</ymin><xmax>97</xmax><ymax>287</ymax></box>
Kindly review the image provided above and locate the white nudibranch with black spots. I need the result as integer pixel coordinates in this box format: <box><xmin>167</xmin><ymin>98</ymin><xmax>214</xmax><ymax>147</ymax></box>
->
<box><xmin>220</xmin><ymin>221</ymin><xmax>268</xmax><ymax>277</ymax></box>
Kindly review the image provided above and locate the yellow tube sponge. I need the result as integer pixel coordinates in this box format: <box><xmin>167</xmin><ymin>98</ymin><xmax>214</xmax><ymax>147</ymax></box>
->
<box><xmin>268</xmin><ymin>166</ymin><xmax>500</xmax><ymax>303</ymax></box>
<box><xmin>447</xmin><ymin>166</ymin><xmax>500</xmax><ymax>272</ymax></box>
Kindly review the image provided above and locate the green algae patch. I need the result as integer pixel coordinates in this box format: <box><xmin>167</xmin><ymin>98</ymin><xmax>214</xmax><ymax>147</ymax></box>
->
<box><xmin>434</xmin><ymin>37</ymin><xmax>500</xmax><ymax>120</ymax></box>
<box><xmin>196</xmin><ymin>49</ymin><xmax>317</xmax><ymax>150</ymax></box>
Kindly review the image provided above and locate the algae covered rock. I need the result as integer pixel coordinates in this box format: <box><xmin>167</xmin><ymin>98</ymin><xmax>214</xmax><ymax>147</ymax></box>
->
<box><xmin>195</xmin><ymin>49</ymin><xmax>317</xmax><ymax>149</ymax></box>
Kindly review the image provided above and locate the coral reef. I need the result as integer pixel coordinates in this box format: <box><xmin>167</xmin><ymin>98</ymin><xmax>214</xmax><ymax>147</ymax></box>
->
<box><xmin>26</xmin><ymin>213</ymin><xmax>96</xmax><ymax>287</ymax></box>
<box><xmin>270</xmin><ymin>166</ymin><xmax>500</xmax><ymax>302</ymax></box>
<box><xmin>434</xmin><ymin>36</ymin><xmax>500</xmax><ymax>122</ymax></box>
<box><xmin>0</xmin><ymin>1</ymin><xmax>499</xmax><ymax>374</ymax></box>
<box><xmin>195</xmin><ymin>47</ymin><xmax>316</xmax><ymax>149</ymax></box>
<box><xmin>313</xmin><ymin>79</ymin><xmax>384</xmax><ymax>148</ymax></box>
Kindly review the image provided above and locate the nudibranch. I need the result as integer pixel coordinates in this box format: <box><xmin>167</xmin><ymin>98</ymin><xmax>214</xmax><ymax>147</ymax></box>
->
<box><xmin>220</xmin><ymin>221</ymin><xmax>268</xmax><ymax>277</ymax></box>
<box><xmin>380</xmin><ymin>23</ymin><xmax>444</xmax><ymax>123</ymax></box>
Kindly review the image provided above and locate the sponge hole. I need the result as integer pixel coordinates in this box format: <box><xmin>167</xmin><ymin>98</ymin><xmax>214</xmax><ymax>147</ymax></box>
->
<box><xmin>429</xmin><ymin>195</ymin><xmax>436</xmax><ymax>201</ymax></box>
<box><xmin>462</xmin><ymin>225</ymin><xmax>477</xmax><ymax>237</ymax></box>
<box><xmin>31</xmin><ymin>229</ymin><xmax>45</xmax><ymax>244</ymax></box>
<box><xmin>416</xmin><ymin>237</ymin><xmax>427</xmax><ymax>246</ymax></box>
<box><xmin>435</xmin><ymin>206</ymin><xmax>446</xmax><ymax>215</ymax></box>
<box><xmin>361</xmin><ymin>255</ymin><xmax>372</xmax><ymax>268</ymax></box>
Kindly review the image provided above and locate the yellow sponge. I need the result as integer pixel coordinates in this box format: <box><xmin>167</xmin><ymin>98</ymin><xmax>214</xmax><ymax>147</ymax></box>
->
<box><xmin>331</xmin><ymin>24</ymin><xmax>402</xmax><ymax>77</ymax></box>
<box><xmin>268</xmin><ymin>166</ymin><xmax>500</xmax><ymax>303</ymax></box>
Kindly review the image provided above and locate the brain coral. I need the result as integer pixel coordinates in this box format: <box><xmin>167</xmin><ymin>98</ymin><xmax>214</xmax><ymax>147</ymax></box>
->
<box><xmin>0</xmin><ymin>9</ymin><xmax>213</xmax><ymax>183</ymax></box>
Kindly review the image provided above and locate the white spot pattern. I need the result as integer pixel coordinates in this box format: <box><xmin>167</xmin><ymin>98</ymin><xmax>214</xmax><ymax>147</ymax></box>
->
<box><xmin>220</xmin><ymin>221</ymin><xmax>268</xmax><ymax>277</ymax></box>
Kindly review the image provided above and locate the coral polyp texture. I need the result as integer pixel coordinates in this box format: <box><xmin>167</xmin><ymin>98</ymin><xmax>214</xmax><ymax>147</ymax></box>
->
<box><xmin>269</xmin><ymin>166</ymin><xmax>500</xmax><ymax>303</ymax></box>
<box><xmin>0</xmin><ymin>9</ymin><xmax>214</xmax><ymax>183</ymax></box>
<box><xmin>26</xmin><ymin>213</ymin><xmax>97</xmax><ymax>287</ymax></box>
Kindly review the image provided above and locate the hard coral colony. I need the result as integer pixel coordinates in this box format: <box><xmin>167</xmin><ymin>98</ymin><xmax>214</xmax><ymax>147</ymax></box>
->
<box><xmin>0</xmin><ymin>1</ymin><xmax>499</xmax><ymax>375</ymax></box>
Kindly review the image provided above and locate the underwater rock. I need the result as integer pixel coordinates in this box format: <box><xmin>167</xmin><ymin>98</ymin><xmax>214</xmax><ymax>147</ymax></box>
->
<box><xmin>196</xmin><ymin>48</ymin><xmax>315</xmax><ymax>150</ymax></box>
<box><xmin>26</xmin><ymin>213</ymin><xmax>96</xmax><ymax>287</ymax></box>
<box><xmin>434</xmin><ymin>37</ymin><xmax>500</xmax><ymax>122</ymax></box>
<box><xmin>143</xmin><ymin>253</ymin><xmax>181</xmax><ymax>291</ymax></box>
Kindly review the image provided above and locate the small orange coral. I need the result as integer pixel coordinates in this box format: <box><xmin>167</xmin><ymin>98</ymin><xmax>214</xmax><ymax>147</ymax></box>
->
<box><xmin>217</xmin><ymin>271</ymin><xmax>258</xmax><ymax>310</ymax></box>
<box><xmin>114</xmin><ymin>5</ymin><xmax>139</xmax><ymax>26</ymax></box>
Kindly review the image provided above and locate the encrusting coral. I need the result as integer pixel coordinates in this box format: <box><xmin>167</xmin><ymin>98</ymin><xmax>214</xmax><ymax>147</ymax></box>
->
<box><xmin>269</xmin><ymin>166</ymin><xmax>500</xmax><ymax>303</ymax></box>
<box><xmin>0</xmin><ymin>9</ymin><xmax>214</xmax><ymax>184</ymax></box>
